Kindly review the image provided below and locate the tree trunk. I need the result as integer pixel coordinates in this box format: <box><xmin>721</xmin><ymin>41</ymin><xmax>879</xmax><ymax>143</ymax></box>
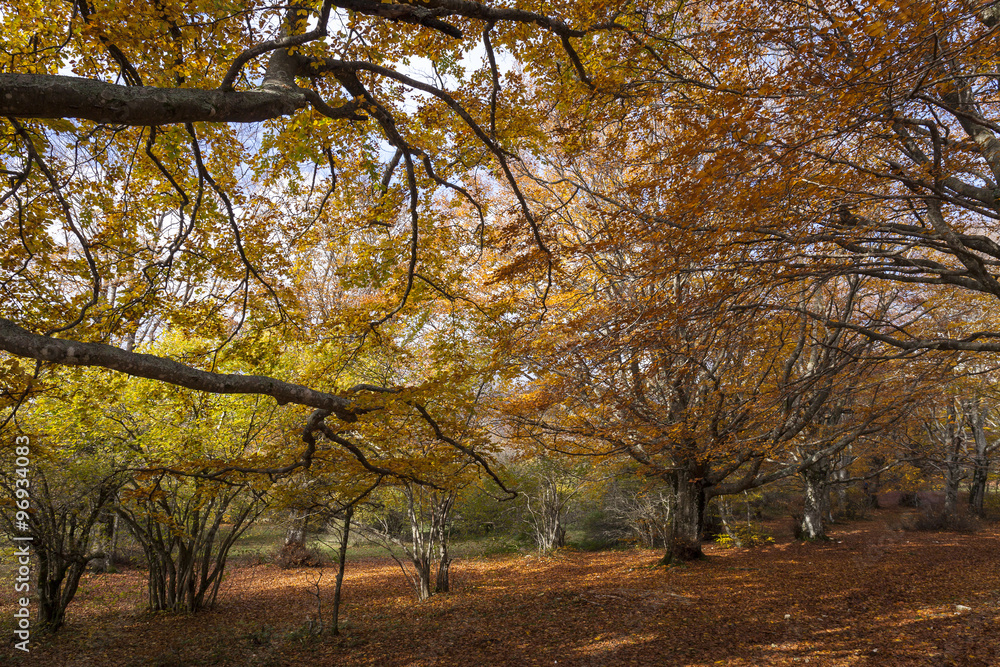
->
<box><xmin>435</xmin><ymin>530</ymin><xmax>452</xmax><ymax>593</ymax></box>
<box><xmin>29</xmin><ymin>473</ymin><xmax>114</xmax><ymax>632</ymax></box>
<box><xmin>943</xmin><ymin>411</ymin><xmax>963</xmax><ymax>517</ymax></box>
<box><xmin>660</xmin><ymin>469</ymin><xmax>705</xmax><ymax>564</ymax></box>
<box><xmin>332</xmin><ymin>507</ymin><xmax>352</xmax><ymax>636</ymax></box>
<box><xmin>944</xmin><ymin>449</ymin><xmax>962</xmax><ymax>516</ymax></box>
<box><xmin>968</xmin><ymin>459</ymin><xmax>989</xmax><ymax>517</ymax></box>
<box><xmin>414</xmin><ymin>556</ymin><xmax>432</xmax><ymax>601</ymax></box>
<box><xmin>120</xmin><ymin>484</ymin><xmax>260</xmax><ymax>612</ymax></box>
<box><xmin>966</xmin><ymin>399</ymin><xmax>991</xmax><ymax>517</ymax></box>
<box><xmin>799</xmin><ymin>464</ymin><xmax>830</xmax><ymax>541</ymax></box>
<box><xmin>284</xmin><ymin>508</ymin><xmax>308</xmax><ymax>548</ymax></box>
<box><xmin>525</xmin><ymin>474</ymin><xmax>567</xmax><ymax>552</ymax></box>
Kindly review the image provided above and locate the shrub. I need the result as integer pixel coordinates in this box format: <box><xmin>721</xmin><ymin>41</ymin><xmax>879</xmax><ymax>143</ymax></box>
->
<box><xmin>716</xmin><ymin>522</ymin><xmax>774</xmax><ymax>548</ymax></box>
<box><xmin>902</xmin><ymin>508</ymin><xmax>980</xmax><ymax>533</ymax></box>
<box><xmin>275</xmin><ymin>542</ymin><xmax>323</xmax><ymax>568</ymax></box>
<box><xmin>578</xmin><ymin>508</ymin><xmax>632</xmax><ymax>550</ymax></box>
<box><xmin>981</xmin><ymin>493</ymin><xmax>1000</xmax><ymax>519</ymax></box>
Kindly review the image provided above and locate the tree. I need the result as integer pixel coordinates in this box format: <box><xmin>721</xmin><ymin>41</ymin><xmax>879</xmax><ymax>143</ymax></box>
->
<box><xmin>909</xmin><ymin>372</ymin><xmax>1000</xmax><ymax>518</ymax></box>
<box><xmin>964</xmin><ymin>396</ymin><xmax>998</xmax><ymax>517</ymax></box>
<box><xmin>583</xmin><ymin>0</ymin><xmax>1000</xmax><ymax>357</ymax></box>
<box><xmin>118</xmin><ymin>472</ymin><xmax>267</xmax><ymax>612</ymax></box>
<box><xmin>510</xmin><ymin>260</ymin><xmax>938</xmax><ymax>561</ymax></box>
<box><xmin>93</xmin><ymin>371</ymin><xmax>282</xmax><ymax>612</ymax></box>
<box><xmin>514</xmin><ymin>454</ymin><xmax>583</xmax><ymax>552</ymax></box>
<box><xmin>0</xmin><ymin>369</ymin><xmax>133</xmax><ymax>631</ymax></box>
<box><xmin>362</xmin><ymin>482</ymin><xmax>459</xmax><ymax>601</ymax></box>
<box><xmin>0</xmin><ymin>0</ymin><xmax>645</xmax><ymax>479</ymax></box>
<box><xmin>0</xmin><ymin>452</ymin><xmax>123</xmax><ymax>632</ymax></box>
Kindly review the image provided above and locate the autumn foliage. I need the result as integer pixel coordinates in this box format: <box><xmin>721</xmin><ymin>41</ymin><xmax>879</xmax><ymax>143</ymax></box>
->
<box><xmin>1</xmin><ymin>0</ymin><xmax>1000</xmax><ymax>663</ymax></box>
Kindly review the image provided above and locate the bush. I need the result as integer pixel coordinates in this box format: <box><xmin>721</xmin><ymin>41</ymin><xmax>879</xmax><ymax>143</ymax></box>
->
<box><xmin>837</xmin><ymin>487</ymin><xmax>873</xmax><ymax>521</ymax></box>
<box><xmin>242</xmin><ymin>624</ymin><xmax>276</xmax><ymax>647</ymax></box>
<box><xmin>275</xmin><ymin>542</ymin><xmax>323</xmax><ymax>568</ymax></box>
<box><xmin>716</xmin><ymin>522</ymin><xmax>774</xmax><ymax>549</ymax></box>
<box><xmin>451</xmin><ymin>484</ymin><xmax>522</xmax><ymax>539</ymax></box>
<box><xmin>577</xmin><ymin>508</ymin><xmax>633</xmax><ymax>550</ymax></box>
<box><xmin>902</xmin><ymin>509</ymin><xmax>980</xmax><ymax>533</ymax></box>
<box><xmin>981</xmin><ymin>493</ymin><xmax>1000</xmax><ymax>519</ymax></box>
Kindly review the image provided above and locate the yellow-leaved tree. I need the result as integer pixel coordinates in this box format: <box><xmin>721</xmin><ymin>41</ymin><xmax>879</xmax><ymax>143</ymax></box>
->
<box><xmin>0</xmin><ymin>0</ymin><xmax>653</xmax><ymax>479</ymax></box>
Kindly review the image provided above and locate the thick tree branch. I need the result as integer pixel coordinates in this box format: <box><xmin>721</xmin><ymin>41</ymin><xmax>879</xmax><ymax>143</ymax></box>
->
<box><xmin>333</xmin><ymin>0</ymin><xmax>462</xmax><ymax>38</ymax></box>
<box><xmin>0</xmin><ymin>74</ymin><xmax>322</xmax><ymax>125</ymax></box>
<box><xmin>219</xmin><ymin>0</ymin><xmax>334</xmax><ymax>90</ymax></box>
<box><xmin>0</xmin><ymin>318</ymin><xmax>364</xmax><ymax>421</ymax></box>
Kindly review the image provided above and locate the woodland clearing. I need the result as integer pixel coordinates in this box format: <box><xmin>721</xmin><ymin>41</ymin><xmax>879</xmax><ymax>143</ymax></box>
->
<box><xmin>2</xmin><ymin>503</ymin><xmax>999</xmax><ymax>667</ymax></box>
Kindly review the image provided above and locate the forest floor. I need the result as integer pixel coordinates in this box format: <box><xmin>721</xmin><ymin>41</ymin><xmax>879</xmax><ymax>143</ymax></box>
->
<box><xmin>2</xmin><ymin>503</ymin><xmax>1000</xmax><ymax>666</ymax></box>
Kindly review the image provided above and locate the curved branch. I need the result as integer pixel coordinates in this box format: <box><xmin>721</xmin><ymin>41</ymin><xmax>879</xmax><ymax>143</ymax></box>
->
<box><xmin>410</xmin><ymin>403</ymin><xmax>515</xmax><ymax>497</ymax></box>
<box><xmin>332</xmin><ymin>0</ymin><xmax>463</xmax><ymax>38</ymax></box>
<box><xmin>0</xmin><ymin>317</ymin><xmax>365</xmax><ymax>421</ymax></box>
<box><xmin>219</xmin><ymin>0</ymin><xmax>334</xmax><ymax>91</ymax></box>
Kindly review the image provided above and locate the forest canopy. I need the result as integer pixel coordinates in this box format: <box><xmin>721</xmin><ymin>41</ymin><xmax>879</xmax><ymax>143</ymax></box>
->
<box><xmin>2</xmin><ymin>0</ymin><xmax>1000</xmax><ymax>591</ymax></box>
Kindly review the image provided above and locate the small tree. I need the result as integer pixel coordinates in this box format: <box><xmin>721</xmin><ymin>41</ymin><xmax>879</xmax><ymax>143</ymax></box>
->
<box><xmin>602</xmin><ymin>473</ymin><xmax>673</xmax><ymax>549</ymax></box>
<box><xmin>118</xmin><ymin>472</ymin><xmax>266</xmax><ymax>612</ymax></box>
<box><xmin>515</xmin><ymin>456</ymin><xmax>583</xmax><ymax>552</ymax></box>
<box><xmin>0</xmin><ymin>461</ymin><xmax>123</xmax><ymax>631</ymax></box>
<box><xmin>361</xmin><ymin>483</ymin><xmax>458</xmax><ymax>601</ymax></box>
<box><xmin>0</xmin><ymin>372</ymin><xmax>132</xmax><ymax>632</ymax></box>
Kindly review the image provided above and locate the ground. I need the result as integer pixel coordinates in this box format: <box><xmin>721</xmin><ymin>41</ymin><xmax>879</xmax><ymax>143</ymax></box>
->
<box><xmin>2</xmin><ymin>505</ymin><xmax>999</xmax><ymax>666</ymax></box>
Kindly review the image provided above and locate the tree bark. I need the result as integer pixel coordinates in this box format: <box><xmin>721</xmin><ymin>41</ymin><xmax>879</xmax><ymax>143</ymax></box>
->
<box><xmin>969</xmin><ymin>459</ymin><xmax>990</xmax><ymax>517</ymax></box>
<box><xmin>413</xmin><ymin>555</ymin><xmax>433</xmax><ymax>601</ymax></box>
<box><xmin>0</xmin><ymin>318</ymin><xmax>359</xmax><ymax>421</ymax></box>
<box><xmin>661</xmin><ymin>468</ymin><xmax>706</xmax><ymax>564</ymax></box>
<box><xmin>435</xmin><ymin>538</ymin><xmax>451</xmax><ymax>593</ymax></box>
<box><xmin>966</xmin><ymin>399</ymin><xmax>992</xmax><ymax>517</ymax></box>
<box><xmin>0</xmin><ymin>73</ymin><xmax>317</xmax><ymax>125</ymax></box>
<box><xmin>283</xmin><ymin>508</ymin><xmax>309</xmax><ymax>554</ymax></box>
<box><xmin>942</xmin><ymin>403</ymin><xmax>965</xmax><ymax>517</ymax></box>
<box><xmin>944</xmin><ymin>449</ymin><xmax>962</xmax><ymax>516</ymax></box>
<box><xmin>332</xmin><ymin>507</ymin><xmax>352</xmax><ymax>635</ymax></box>
<box><xmin>799</xmin><ymin>464</ymin><xmax>831</xmax><ymax>540</ymax></box>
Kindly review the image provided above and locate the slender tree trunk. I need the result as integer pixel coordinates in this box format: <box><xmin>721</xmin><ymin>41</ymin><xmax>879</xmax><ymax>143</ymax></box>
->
<box><xmin>943</xmin><ymin>414</ymin><xmax>963</xmax><ymax>517</ymax></box>
<box><xmin>108</xmin><ymin>512</ymin><xmax>119</xmax><ymax>570</ymax></box>
<box><xmin>968</xmin><ymin>459</ymin><xmax>989</xmax><ymax>517</ymax></box>
<box><xmin>524</xmin><ymin>475</ymin><xmax>566</xmax><ymax>552</ymax></box>
<box><xmin>435</xmin><ymin>539</ymin><xmax>451</xmax><ymax>593</ymax></box>
<box><xmin>967</xmin><ymin>399</ymin><xmax>991</xmax><ymax>517</ymax></box>
<box><xmin>413</xmin><ymin>556</ymin><xmax>432</xmax><ymax>601</ymax></box>
<box><xmin>938</xmin><ymin>402</ymin><xmax>965</xmax><ymax>517</ymax></box>
<box><xmin>943</xmin><ymin>450</ymin><xmax>962</xmax><ymax>516</ymax></box>
<box><xmin>332</xmin><ymin>506</ymin><xmax>352</xmax><ymax>636</ymax></box>
<box><xmin>831</xmin><ymin>448</ymin><xmax>853</xmax><ymax>519</ymax></box>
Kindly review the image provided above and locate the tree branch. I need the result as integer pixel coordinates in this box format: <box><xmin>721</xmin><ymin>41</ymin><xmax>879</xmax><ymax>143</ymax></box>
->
<box><xmin>0</xmin><ymin>317</ymin><xmax>364</xmax><ymax>421</ymax></box>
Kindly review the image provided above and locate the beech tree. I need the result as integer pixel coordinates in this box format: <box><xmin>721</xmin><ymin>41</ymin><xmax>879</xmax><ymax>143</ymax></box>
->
<box><xmin>56</xmin><ymin>362</ymin><xmax>288</xmax><ymax>612</ymax></box>
<box><xmin>0</xmin><ymin>0</ymin><xmax>645</xmax><ymax>477</ymax></box>
<box><xmin>0</xmin><ymin>368</ymin><xmax>135</xmax><ymax>631</ymax></box>
<box><xmin>509</xmin><ymin>260</ymin><xmax>936</xmax><ymax>561</ymax></box>
<box><xmin>586</xmin><ymin>0</ymin><xmax>1000</xmax><ymax>355</ymax></box>
<box><xmin>513</xmin><ymin>454</ymin><xmax>583</xmax><ymax>552</ymax></box>
<box><xmin>361</xmin><ymin>482</ymin><xmax>459</xmax><ymax>601</ymax></box>
<box><xmin>910</xmin><ymin>375</ymin><xmax>1000</xmax><ymax>517</ymax></box>
<box><xmin>0</xmin><ymin>444</ymin><xmax>123</xmax><ymax>631</ymax></box>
